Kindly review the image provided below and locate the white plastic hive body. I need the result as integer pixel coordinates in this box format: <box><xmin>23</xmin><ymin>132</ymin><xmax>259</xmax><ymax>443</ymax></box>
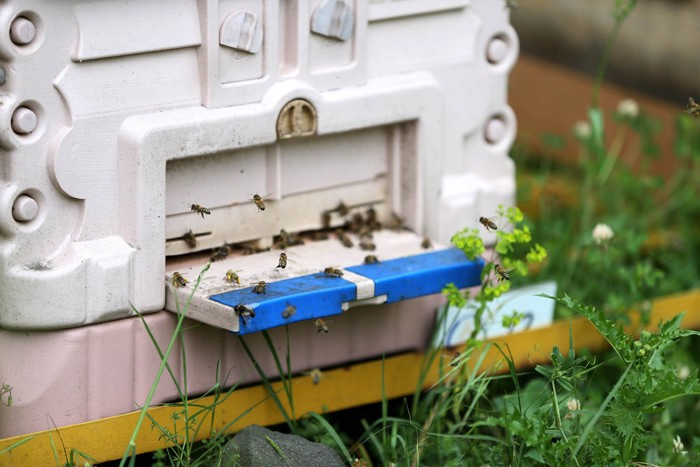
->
<box><xmin>0</xmin><ymin>0</ymin><xmax>517</xmax><ymax>330</ymax></box>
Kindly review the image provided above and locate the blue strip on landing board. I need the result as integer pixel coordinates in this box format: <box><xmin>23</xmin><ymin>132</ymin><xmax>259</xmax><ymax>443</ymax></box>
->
<box><xmin>345</xmin><ymin>248</ymin><xmax>484</xmax><ymax>303</ymax></box>
<box><xmin>209</xmin><ymin>248</ymin><xmax>483</xmax><ymax>334</ymax></box>
<box><xmin>209</xmin><ymin>273</ymin><xmax>357</xmax><ymax>334</ymax></box>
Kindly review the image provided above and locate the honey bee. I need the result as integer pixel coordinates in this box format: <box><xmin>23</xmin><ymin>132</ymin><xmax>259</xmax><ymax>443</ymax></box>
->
<box><xmin>479</xmin><ymin>216</ymin><xmax>498</xmax><ymax>232</ymax></box>
<box><xmin>234</xmin><ymin>304</ymin><xmax>255</xmax><ymax>325</ymax></box>
<box><xmin>335</xmin><ymin>230</ymin><xmax>353</xmax><ymax>248</ymax></box>
<box><xmin>686</xmin><ymin>97</ymin><xmax>700</xmax><ymax>118</ymax></box>
<box><xmin>241</xmin><ymin>246</ymin><xmax>256</xmax><ymax>255</ymax></box>
<box><xmin>190</xmin><ymin>204</ymin><xmax>211</xmax><ymax>218</ymax></box>
<box><xmin>225</xmin><ymin>269</ymin><xmax>241</xmax><ymax>284</ymax></box>
<box><xmin>334</xmin><ymin>201</ymin><xmax>349</xmax><ymax>216</ymax></box>
<box><xmin>365</xmin><ymin>207</ymin><xmax>377</xmax><ymax>223</ymax></box>
<box><xmin>253</xmin><ymin>281</ymin><xmax>267</xmax><ymax>294</ymax></box>
<box><xmin>321</xmin><ymin>211</ymin><xmax>331</xmax><ymax>229</ymax></box>
<box><xmin>308</xmin><ymin>368</ymin><xmax>322</xmax><ymax>385</ymax></box>
<box><xmin>421</xmin><ymin>237</ymin><xmax>433</xmax><ymax>249</ymax></box>
<box><xmin>359</xmin><ymin>239</ymin><xmax>376</xmax><ymax>251</ymax></box>
<box><xmin>324</xmin><ymin>267</ymin><xmax>344</xmax><ymax>277</ymax></box>
<box><xmin>277</xmin><ymin>252</ymin><xmax>288</xmax><ymax>269</ymax></box>
<box><xmin>312</xmin><ymin>231</ymin><xmax>329</xmax><ymax>241</ymax></box>
<box><xmin>450</xmin><ymin>351</ymin><xmax>461</xmax><ymax>367</ymax></box>
<box><xmin>171</xmin><ymin>272</ymin><xmax>188</xmax><ymax>288</ymax></box>
<box><xmin>183</xmin><ymin>229</ymin><xmax>197</xmax><ymax>248</ymax></box>
<box><xmin>210</xmin><ymin>245</ymin><xmax>229</xmax><ymax>262</ymax></box>
<box><xmin>387</xmin><ymin>212</ymin><xmax>406</xmax><ymax>231</ymax></box>
<box><xmin>252</xmin><ymin>193</ymin><xmax>271</xmax><ymax>212</ymax></box>
<box><xmin>494</xmin><ymin>264</ymin><xmax>512</xmax><ymax>282</ymax></box>
<box><xmin>364</xmin><ymin>255</ymin><xmax>380</xmax><ymax>265</ymax></box>
<box><xmin>315</xmin><ymin>318</ymin><xmax>329</xmax><ymax>333</ymax></box>
<box><xmin>282</xmin><ymin>303</ymin><xmax>296</xmax><ymax>319</ymax></box>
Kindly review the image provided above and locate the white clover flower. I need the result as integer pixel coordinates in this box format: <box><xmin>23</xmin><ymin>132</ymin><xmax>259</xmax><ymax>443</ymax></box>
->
<box><xmin>573</xmin><ymin>120</ymin><xmax>591</xmax><ymax>139</ymax></box>
<box><xmin>617</xmin><ymin>98</ymin><xmax>639</xmax><ymax>118</ymax></box>
<box><xmin>592</xmin><ymin>223</ymin><xmax>615</xmax><ymax>245</ymax></box>
<box><xmin>672</xmin><ymin>435</ymin><xmax>687</xmax><ymax>455</ymax></box>
<box><xmin>677</xmin><ymin>365</ymin><xmax>690</xmax><ymax>380</ymax></box>
<box><xmin>566</xmin><ymin>398</ymin><xmax>581</xmax><ymax>411</ymax></box>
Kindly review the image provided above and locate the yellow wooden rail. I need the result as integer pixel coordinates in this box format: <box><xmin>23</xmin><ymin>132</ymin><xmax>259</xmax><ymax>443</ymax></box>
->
<box><xmin>1</xmin><ymin>290</ymin><xmax>699</xmax><ymax>465</ymax></box>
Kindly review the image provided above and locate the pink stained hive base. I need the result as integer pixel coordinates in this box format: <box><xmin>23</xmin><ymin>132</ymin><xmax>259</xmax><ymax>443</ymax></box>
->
<box><xmin>0</xmin><ymin>296</ymin><xmax>439</xmax><ymax>438</ymax></box>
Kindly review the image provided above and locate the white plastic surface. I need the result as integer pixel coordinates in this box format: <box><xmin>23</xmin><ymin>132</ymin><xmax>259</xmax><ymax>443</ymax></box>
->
<box><xmin>0</xmin><ymin>0</ymin><xmax>517</xmax><ymax>330</ymax></box>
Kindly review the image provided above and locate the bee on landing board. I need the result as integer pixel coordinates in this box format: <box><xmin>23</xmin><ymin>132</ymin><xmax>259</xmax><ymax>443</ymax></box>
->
<box><xmin>171</xmin><ymin>272</ymin><xmax>188</xmax><ymax>288</ymax></box>
<box><xmin>315</xmin><ymin>318</ymin><xmax>329</xmax><ymax>333</ymax></box>
<box><xmin>252</xmin><ymin>193</ymin><xmax>271</xmax><ymax>212</ymax></box>
<box><xmin>282</xmin><ymin>303</ymin><xmax>296</xmax><ymax>319</ymax></box>
<box><xmin>190</xmin><ymin>204</ymin><xmax>211</xmax><ymax>219</ymax></box>
<box><xmin>277</xmin><ymin>252</ymin><xmax>288</xmax><ymax>269</ymax></box>
<box><xmin>253</xmin><ymin>281</ymin><xmax>267</xmax><ymax>294</ymax></box>
<box><xmin>364</xmin><ymin>255</ymin><xmax>380</xmax><ymax>265</ymax></box>
<box><xmin>224</xmin><ymin>269</ymin><xmax>241</xmax><ymax>284</ymax></box>
<box><xmin>234</xmin><ymin>304</ymin><xmax>255</xmax><ymax>325</ymax></box>
<box><xmin>324</xmin><ymin>267</ymin><xmax>343</xmax><ymax>278</ymax></box>
<box><xmin>450</xmin><ymin>351</ymin><xmax>461</xmax><ymax>367</ymax></box>
<box><xmin>494</xmin><ymin>264</ymin><xmax>512</xmax><ymax>282</ymax></box>
<box><xmin>308</xmin><ymin>368</ymin><xmax>322</xmax><ymax>385</ymax></box>
<box><xmin>478</xmin><ymin>216</ymin><xmax>498</xmax><ymax>232</ymax></box>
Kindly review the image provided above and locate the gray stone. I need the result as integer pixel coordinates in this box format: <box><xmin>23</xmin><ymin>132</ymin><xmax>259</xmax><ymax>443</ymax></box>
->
<box><xmin>220</xmin><ymin>424</ymin><xmax>346</xmax><ymax>467</ymax></box>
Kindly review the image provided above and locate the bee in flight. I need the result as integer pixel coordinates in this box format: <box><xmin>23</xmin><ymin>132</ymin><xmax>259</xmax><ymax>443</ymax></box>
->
<box><xmin>277</xmin><ymin>252</ymin><xmax>288</xmax><ymax>269</ymax></box>
<box><xmin>171</xmin><ymin>272</ymin><xmax>188</xmax><ymax>288</ymax></box>
<box><xmin>282</xmin><ymin>303</ymin><xmax>296</xmax><ymax>319</ymax></box>
<box><xmin>315</xmin><ymin>318</ymin><xmax>329</xmax><ymax>333</ymax></box>
<box><xmin>252</xmin><ymin>193</ymin><xmax>271</xmax><ymax>212</ymax></box>
<box><xmin>364</xmin><ymin>255</ymin><xmax>380</xmax><ymax>265</ymax></box>
<box><xmin>324</xmin><ymin>267</ymin><xmax>343</xmax><ymax>278</ymax></box>
<box><xmin>421</xmin><ymin>237</ymin><xmax>433</xmax><ymax>249</ymax></box>
<box><xmin>182</xmin><ymin>230</ymin><xmax>197</xmax><ymax>248</ymax></box>
<box><xmin>210</xmin><ymin>245</ymin><xmax>229</xmax><ymax>262</ymax></box>
<box><xmin>308</xmin><ymin>368</ymin><xmax>322</xmax><ymax>385</ymax></box>
<box><xmin>253</xmin><ymin>281</ymin><xmax>267</xmax><ymax>294</ymax></box>
<box><xmin>190</xmin><ymin>204</ymin><xmax>211</xmax><ymax>219</ymax></box>
<box><xmin>493</xmin><ymin>264</ymin><xmax>512</xmax><ymax>282</ymax></box>
<box><xmin>686</xmin><ymin>97</ymin><xmax>700</xmax><ymax>118</ymax></box>
<box><xmin>450</xmin><ymin>351</ymin><xmax>461</xmax><ymax>367</ymax></box>
<box><xmin>479</xmin><ymin>216</ymin><xmax>498</xmax><ymax>232</ymax></box>
<box><xmin>234</xmin><ymin>304</ymin><xmax>255</xmax><ymax>325</ymax></box>
<box><xmin>225</xmin><ymin>269</ymin><xmax>241</xmax><ymax>284</ymax></box>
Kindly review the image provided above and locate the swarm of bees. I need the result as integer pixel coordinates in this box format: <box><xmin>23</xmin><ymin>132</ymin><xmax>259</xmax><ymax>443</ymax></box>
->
<box><xmin>224</xmin><ymin>269</ymin><xmax>241</xmax><ymax>284</ymax></box>
<box><xmin>253</xmin><ymin>281</ymin><xmax>267</xmax><ymax>294</ymax></box>
<box><xmin>315</xmin><ymin>318</ymin><xmax>329</xmax><ymax>333</ymax></box>
<box><xmin>282</xmin><ymin>303</ymin><xmax>296</xmax><ymax>319</ymax></box>
<box><xmin>364</xmin><ymin>255</ymin><xmax>379</xmax><ymax>265</ymax></box>
<box><xmin>171</xmin><ymin>272</ymin><xmax>188</xmax><ymax>288</ymax></box>
<box><xmin>686</xmin><ymin>97</ymin><xmax>700</xmax><ymax>118</ymax></box>
<box><xmin>479</xmin><ymin>216</ymin><xmax>498</xmax><ymax>232</ymax></box>
<box><xmin>494</xmin><ymin>264</ymin><xmax>511</xmax><ymax>282</ymax></box>
<box><xmin>190</xmin><ymin>204</ymin><xmax>211</xmax><ymax>218</ymax></box>
<box><xmin>324</xmin><ymin>267</ymin><xmax>344</xmax><ymax>277</ymax></box>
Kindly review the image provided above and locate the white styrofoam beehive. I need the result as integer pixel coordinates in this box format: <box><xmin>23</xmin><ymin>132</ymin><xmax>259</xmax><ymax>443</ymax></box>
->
<box><xmin>1</xmin><ymin>0</ymin><xmax>517</xmax><ymax>330</ymax></box>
